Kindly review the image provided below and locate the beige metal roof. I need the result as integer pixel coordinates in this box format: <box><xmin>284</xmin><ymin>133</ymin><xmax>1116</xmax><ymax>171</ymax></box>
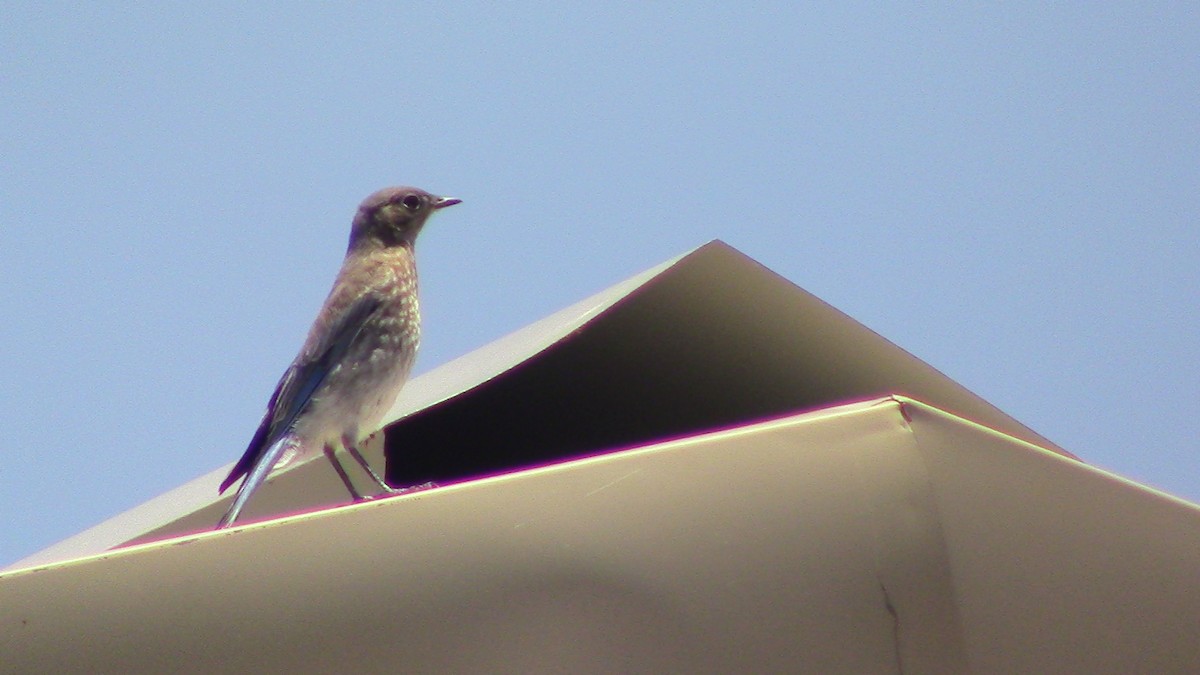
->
<box><xmin>10</xmin><ymin>241</ymin><xmax>1075</xmax><ymax>568</ymax></box>
<box><xmin>6</xmin><ymin>241</ymin><xmax>1197</xmax><ymax>672</ymax></box>
<box><xmin>3</xmin><ymin>398</ymin><xmax>1197</xmax><ymax>672</ymax></box>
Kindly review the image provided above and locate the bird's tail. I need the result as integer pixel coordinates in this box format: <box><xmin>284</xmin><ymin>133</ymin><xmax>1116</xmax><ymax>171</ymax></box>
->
<box><xmin>216</xmin><ymin>434</ymin><xmax>300</xmax><ymax>529</ymax></box>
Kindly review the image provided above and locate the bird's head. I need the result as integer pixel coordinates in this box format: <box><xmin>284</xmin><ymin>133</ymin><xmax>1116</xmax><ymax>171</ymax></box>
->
<box><xmin>349</xmin><ymin>186</ymin><xmax>461</xmax><ymax>252</ymax></box>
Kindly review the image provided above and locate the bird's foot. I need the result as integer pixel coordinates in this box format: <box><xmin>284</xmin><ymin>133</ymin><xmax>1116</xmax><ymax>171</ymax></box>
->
<box><xmin>358</xmin><ymin>481</ymin><xmax>438</xmax><ymax>502</ymax></box>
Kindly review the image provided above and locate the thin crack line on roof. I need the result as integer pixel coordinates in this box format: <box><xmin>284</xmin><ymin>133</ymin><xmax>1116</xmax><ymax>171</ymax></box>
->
<box><xmin>881</xmin><ymin>580</ymin><xmax>904</xmax><ymax>674</ymax></box>
<box><xmin>584</xmin><ymin>469</ymin><xmax>644</xmax><ymax>497</ymax></box>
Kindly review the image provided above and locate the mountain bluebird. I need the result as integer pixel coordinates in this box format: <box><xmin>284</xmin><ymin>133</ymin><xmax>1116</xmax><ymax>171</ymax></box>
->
<box><xmin>216</xmin><ymin>186</ymin><xmax>460</xmax><ymax>528</ymax></box>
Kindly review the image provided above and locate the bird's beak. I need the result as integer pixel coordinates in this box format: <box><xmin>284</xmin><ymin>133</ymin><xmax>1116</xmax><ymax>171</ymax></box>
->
<box><xmin>433</xmin><ymin>196</ymin><xmax>462</xmax><ymax>209</ymax></box>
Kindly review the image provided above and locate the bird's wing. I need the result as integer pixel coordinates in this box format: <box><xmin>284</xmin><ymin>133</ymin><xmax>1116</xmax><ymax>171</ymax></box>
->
<box><xmin>218</xmin><ymin>295</ymin><xmax>383</xmax><ymax>494</ymax></box>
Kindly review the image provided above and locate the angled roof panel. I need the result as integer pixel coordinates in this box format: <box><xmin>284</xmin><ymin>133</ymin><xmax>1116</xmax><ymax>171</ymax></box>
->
<box><xmin>12</xmin><ymin>241</ymin><xmax>1072</xmax><ymax>565</ymax></box>
<box><xmin>3</xmin><ymin>399</ymin><xmax>1196</xmax><ymax>672</ymax></box>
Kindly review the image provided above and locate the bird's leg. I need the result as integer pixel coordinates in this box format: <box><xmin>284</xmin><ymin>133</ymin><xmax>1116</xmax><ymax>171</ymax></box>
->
<box><xmin>345</xmin><ymin>434</ymin><xmax>437</xmax><ymax>499</ymax></box>
<box><xmin>324</xmin><ymin>445</ymin><xmax>366</xmax><ymax>501</ymax></box>
<box><xmin>345</xmin><ymin>444</ymin><xmax>400</xmax><ymax>495</ymax></box>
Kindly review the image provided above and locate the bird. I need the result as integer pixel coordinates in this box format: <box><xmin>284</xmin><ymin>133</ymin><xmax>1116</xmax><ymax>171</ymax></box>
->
<box><xmin>215</xmin><ymin>186</ymin><xmax>460</xmax><ymax>528</ymax></box>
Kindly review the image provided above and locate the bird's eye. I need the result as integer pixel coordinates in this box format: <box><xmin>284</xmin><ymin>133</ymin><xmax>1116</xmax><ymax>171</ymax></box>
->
<box><xmin>401</xmin><ymin>194</ymin><xmax>422</xmax><ymax>210</ymax></box>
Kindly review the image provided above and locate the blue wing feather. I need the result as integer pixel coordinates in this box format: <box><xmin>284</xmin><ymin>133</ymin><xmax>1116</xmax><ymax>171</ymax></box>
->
<box><xmin>218</xmin><ymin>295</ymin><xmax>383</xmax><ymax>495</ymax></box>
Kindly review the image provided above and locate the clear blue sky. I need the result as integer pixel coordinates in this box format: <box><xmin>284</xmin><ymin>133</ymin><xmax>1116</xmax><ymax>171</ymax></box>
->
<box><xmin>3</xmin><ymin>4</ymin><xmax>1197</xmax><ymax>565</ymax></box>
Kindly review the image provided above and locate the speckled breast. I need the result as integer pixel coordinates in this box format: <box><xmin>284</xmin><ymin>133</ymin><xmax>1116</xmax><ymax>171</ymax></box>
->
<box><xmin>287</xmin><ymin>247</ymin><xmax>422</xmax><ymax>463</ymax></box>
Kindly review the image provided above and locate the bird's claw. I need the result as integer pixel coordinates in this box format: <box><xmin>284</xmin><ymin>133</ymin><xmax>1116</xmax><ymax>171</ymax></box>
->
<box><xmin>358</xmin><ymin>481</ymin><xmax>438</xmax><ymax>501</ymax></box>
